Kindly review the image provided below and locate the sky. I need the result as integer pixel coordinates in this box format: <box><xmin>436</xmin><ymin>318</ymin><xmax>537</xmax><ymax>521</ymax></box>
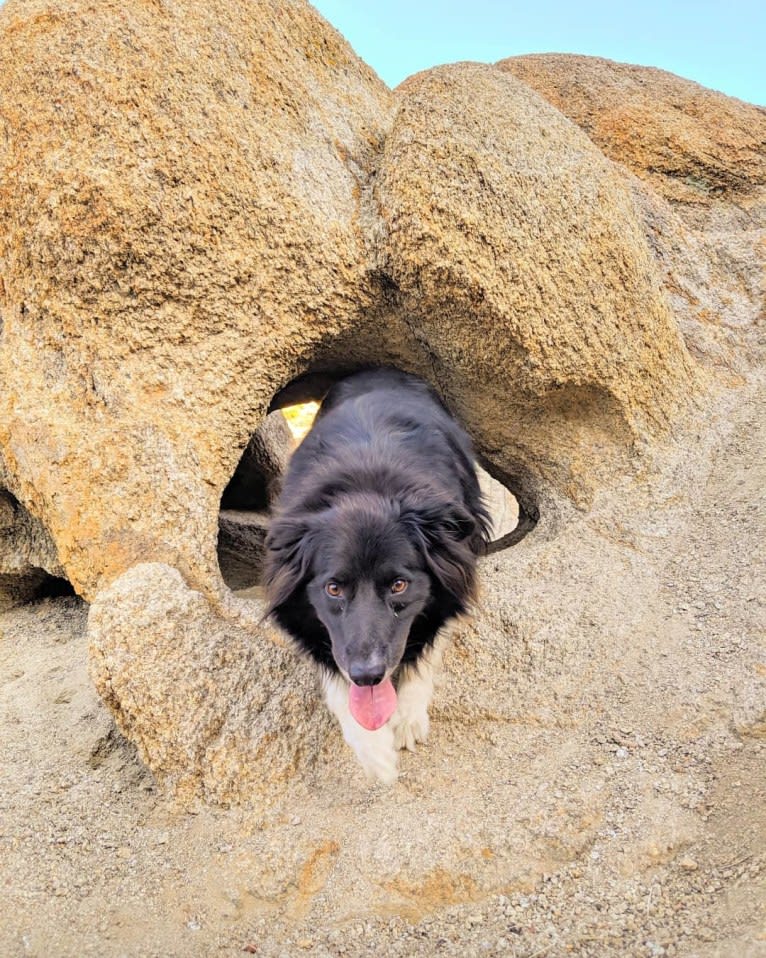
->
<box><xmin>311</xmin><ymin>0</ymin><xmax>765</xmax><ymax>105</ymax></box>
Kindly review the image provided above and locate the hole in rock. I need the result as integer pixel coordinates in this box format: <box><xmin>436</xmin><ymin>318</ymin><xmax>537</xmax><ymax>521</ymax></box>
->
<box><xmin>35</xmin><ymin>574</ymin><xmax>77</xmax><ymax>600</ymax></box>
<box><xmin>217</xmin><ymin>369</ymin><xmax>533</xmax><ymax>595</ymax></box>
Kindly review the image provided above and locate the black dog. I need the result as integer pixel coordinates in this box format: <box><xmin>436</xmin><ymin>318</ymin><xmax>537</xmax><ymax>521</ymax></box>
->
<box><xmin>264</xmin><ymin>368</ymin><xmax>490</xmax><ymax>782</ymax></box>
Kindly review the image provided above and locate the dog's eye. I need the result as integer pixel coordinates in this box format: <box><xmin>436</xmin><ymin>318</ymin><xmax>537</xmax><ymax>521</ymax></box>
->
<box><xmin>390</xmin><ymin>579</ymin><xmax>408</xmax><ymax>595</ymax></box>
<box><xmin>325</xmin><ymin>581</ymin><xmax>343</xmax><ymax>598</ymax></box>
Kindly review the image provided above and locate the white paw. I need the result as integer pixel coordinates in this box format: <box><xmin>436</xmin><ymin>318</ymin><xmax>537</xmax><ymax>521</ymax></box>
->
<box><xmin>321</xmin><ymin>670</ymin><xmax>400</xmax><ymax>784</ymax></box>
<box><xmin>342</xmin><ymin>720</ymin><xmax>400</xmax><ymax>784</ymax></box>
<box><xmin>354</xmin><ymin>732</ymin><xmax>400</xmax><ymax>785</ymax></box>
<box><xmin>391</xmin><ymin>659</ymin><xmax>436</xmax><ymax>752</ymax></box>
<box><xmin>393</xmin><ymin>703</ymin><xmax>430</xmax><ymax>752</ymax></box>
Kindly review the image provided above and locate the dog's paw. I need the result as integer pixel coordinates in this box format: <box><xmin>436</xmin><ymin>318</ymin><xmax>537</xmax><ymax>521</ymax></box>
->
<box><xmin>357</xmin><ymin>744</ymin><xmax>400</xmax><ymax>786</ymax></box>
<box><xmin>347</xmin><ymin>727</ymin><xmax>399</xmax><ymax>785</ymax></box>
<box><xmin>393</xmin><ymin>705</ymin><xmax>430</xmax><ymax>752</ymax></box>
<box><xmin>322</xmin><ymin>671</ymin><xmax>400</xmax><ymax>784</ymax></box>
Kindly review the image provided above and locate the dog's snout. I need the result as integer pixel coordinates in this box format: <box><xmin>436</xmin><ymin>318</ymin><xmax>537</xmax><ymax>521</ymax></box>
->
<box><xmin>348</xmin><ymin>664</ymin><xmax>385</xmax><ymax>687</ymax></box>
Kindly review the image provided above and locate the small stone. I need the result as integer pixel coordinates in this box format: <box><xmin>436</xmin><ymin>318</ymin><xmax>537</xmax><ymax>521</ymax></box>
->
<box><xmin>679</xmin><ymin>857</ymin><xmax>698</xmax><ymax>872</ymax></box>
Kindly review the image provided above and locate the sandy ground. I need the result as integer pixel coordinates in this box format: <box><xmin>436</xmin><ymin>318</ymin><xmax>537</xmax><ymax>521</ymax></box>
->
<box><xmin>1</xmin><ymin>376</ymin><xmax>764</xmax><ymax>957</ymax></box>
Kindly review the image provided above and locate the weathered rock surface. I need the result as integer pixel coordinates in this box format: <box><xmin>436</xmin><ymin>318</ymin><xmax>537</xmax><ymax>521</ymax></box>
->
<box><xmin>3</xmin><ymin>375</ymin><xmax>764</xmax><ymax>954</ymax></box>
<box><xmin>0</xmin><ymin>2</ymin><xmax>764</xmax><ymax>951</ymax></box>
<box><xmin>0</xmin><ymin>0</ymin><xmax>762</xmax><ymax>836</ymax></box>
<box><xmin>88</xmin><ymin>562</ymin><xmax>330</xmax><ymax>805</ymax></box>
<box><xmin>0</xmin><ymin>486</ymin><xmax>65</xmax><ymax>609</ymax></box>
<box><xmin>221</xmin><ymin>411</ymin><xmax>295</xmax><ymax>512</ymax></box>
<box><xmin>0</xmin><ymin>3</ymin><xmax>699</xmax><ymax>607</ymax></box>
<box><xmin>374</xmin><ymin>62</ymin><xmax>694</xmax><ymax>507</ymax></box>
<box><xmin>498</xmin><ymin>54</ymin><xmax>766</xmax><ymax>228</ymax></box>
<box><xmin>0</xmin><ymin>0</ymin><xmax>393</xmax><ymax>600</ymax></box>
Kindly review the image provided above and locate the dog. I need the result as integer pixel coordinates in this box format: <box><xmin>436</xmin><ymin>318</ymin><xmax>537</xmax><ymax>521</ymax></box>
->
<box><xmin>264</xmin><ymin>368</ymin><xmax>490</xmax><ymax>783</ymax></box>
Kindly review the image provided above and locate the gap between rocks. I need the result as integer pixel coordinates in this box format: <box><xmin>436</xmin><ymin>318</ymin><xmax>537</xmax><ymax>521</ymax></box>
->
<box><xmin>216</xmin><ymin>368</ymin><xmax>537</xmax><ymax>595</ymax></box>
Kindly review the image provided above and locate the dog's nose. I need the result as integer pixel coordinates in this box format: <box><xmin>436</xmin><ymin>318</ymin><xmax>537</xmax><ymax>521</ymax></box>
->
<box><xmin>349</xmin><ymin>665</ymin><xmax>385</xmax><ymax>687</ymax></box>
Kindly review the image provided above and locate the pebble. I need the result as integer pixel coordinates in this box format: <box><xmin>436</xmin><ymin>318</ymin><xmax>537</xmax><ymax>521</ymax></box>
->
<box><xmin>679</xmin><ymin>858</ymin><xmax>699</xmax><ymax>872</ymax></box>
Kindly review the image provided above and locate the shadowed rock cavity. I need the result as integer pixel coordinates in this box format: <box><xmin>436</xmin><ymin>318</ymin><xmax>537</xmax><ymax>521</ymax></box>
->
<box><xmin>216</xmin><ymin>371</ymin><xmax>525</xmax><ymax>593</ymax></box>
<box><xmin>0</xmin><ymin>488</ymin><xmax>72</xmax><ymax>610</ymax></box>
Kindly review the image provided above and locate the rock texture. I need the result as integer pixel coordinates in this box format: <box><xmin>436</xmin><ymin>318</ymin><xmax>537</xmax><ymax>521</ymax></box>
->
<box><xmin>221</xmin><ymin>411</ymin><xmax>295</xmax><ymax>512</ymax></box>
<box><xmin>0</xmin><ymin>0</ymin><xmax>762</xmax><ymax>844</ymax></box>
<box><xmin>0</xmin><ymin>4</ymin><xmax>699</xmax><ymax>607</ymax></box>
<box><xmin>373</xmin><ymin>63</ymin><xmax>694</xmax><ymax>507</ymax></box>
<box><xmin>0</xmin><ymin>1</ymin><xmax>764</xmax><ymax>952</ymax></box>
<box><xmin>497</xmin><ymin>54</ymin><xmax>766</xmax><ymax>228</ymax></box>
<box><xmin>0</xmin><ymin>486</ymin><xmax>65</xmax><ymax>610</ymax></box>
<box><xmin>0</xmin><ymin>0</ymin><xmax>393</xmax><ymax>600</ymax></box>
<box><xmin>88</xmin><ymin>563</ymin><xmax>330</xmax><ymax>805</ymax></box>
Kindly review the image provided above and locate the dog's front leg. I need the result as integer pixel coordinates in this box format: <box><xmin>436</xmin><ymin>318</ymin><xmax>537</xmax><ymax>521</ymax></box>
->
<box><xmin>321</xmin><ymin>671</ymin><xmax>399</xmax><ymax>785</ymax></box>
<box><xmin>391</xmin><ymin>631</ymin><xmax>448</xmax><ymax>752</ymax></box>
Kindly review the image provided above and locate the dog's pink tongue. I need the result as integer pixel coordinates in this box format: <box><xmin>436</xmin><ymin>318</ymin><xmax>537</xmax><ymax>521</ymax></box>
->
<box><xmin>348</xmin><ymin>679</ymin><xmax>397</xmax><ymax>731</ymax></box>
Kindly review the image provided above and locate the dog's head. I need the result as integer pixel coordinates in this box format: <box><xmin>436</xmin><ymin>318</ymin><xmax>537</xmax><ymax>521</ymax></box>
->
<box><xmin>264</xmin><ymin>491</ymin><xmax>486</xmax><ymax>684</ymax></box>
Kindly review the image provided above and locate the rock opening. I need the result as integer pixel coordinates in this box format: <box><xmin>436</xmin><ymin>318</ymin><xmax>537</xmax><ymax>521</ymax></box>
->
<box><xmin>217</xmin><ymin>371</ymin><xmax>533</xmax><ymax>594</ymax></box>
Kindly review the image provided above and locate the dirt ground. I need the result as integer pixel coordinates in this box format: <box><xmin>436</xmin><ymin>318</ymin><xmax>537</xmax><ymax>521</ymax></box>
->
<box><xmin>1</xmin><ymin>372</ymin><xmax>764</xmax><ymax>957</ymax></box>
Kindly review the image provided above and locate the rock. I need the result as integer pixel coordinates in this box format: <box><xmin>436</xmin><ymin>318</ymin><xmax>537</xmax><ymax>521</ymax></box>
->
<box><xmin>0</xmin><ymin>487</ymin><xmax>65</xmax><ymax>609</ymax></box>
<box><xmin>0</xmin><ymin>0</ymin><xmax>393</xmax><ymax>600</ymax></box>
<box><xmin>221</xmin><ymin>412</ymin><xmax>295</xmax><ymax>512</ymax></box>
<box><xmin>0</xmin><ymin>570</ymin><xmax>47</xmax><ymax>613</ymax></box>
<box><xmin>0</xmin><ymin>0</ymin><xmax>755</xmax><ymax>808</ymax></box>
<box><xmin>87</xmin><ymin>563</ymin><xmax>331</xmax><ymax>804</ymax></box>
<box><xmin>375</xmin><ymin>62</ymin><xmax>694</xmax><ymax>507</ymax></box>
<box><xmin>217</xmin><ymin>508</ymin><xmax>270</xmax><ymax>591</ymax></box>
<box><xmin>216</xmin><ymin>411</ymin><xmax>296</xmax><ymax>590</ymax></box>
<box><xmin>497</xmin><ymin>55</ymin><xmax>766</xmax><ymax>227</ymax></box>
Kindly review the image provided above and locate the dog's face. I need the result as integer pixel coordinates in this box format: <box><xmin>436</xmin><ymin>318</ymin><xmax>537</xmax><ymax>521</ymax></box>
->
<box><xmin>265</xmin><ymin>492</ymin><xmax>480</xmax><ymax>682</ymax></box>
<box><xmin>304</xmin><ymin>517</ymin><xmax>433</xmax><ymax>684</ymax></box>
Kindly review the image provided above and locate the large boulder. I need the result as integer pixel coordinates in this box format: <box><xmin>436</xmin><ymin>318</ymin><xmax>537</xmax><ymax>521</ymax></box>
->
<box><xmin>374</xmin><ymin>63</ymin><xmax>694</xmax><ymax>507</ymax></box>
<box><xmin>0</xmin><ymin>0</ymin><xmax>742</xmax><ymax>807</ymax></box>
<box><xmin>87</xmin><ymin>563</ymin><xmax>331</xmax><ymax>805</ymax></box>
<box><xmin>497</xmin><ymin>54</ymin><xmax>766</xmax><ymax>227</ymax></box>
<box><xmin>0</xmin><ymin>5</ymin><xmax>696</xmax><ymax>604</ymax></box>
<box><xmin>0</xmin><ymin>0</ymin><xmax>393</xmax><ymax>600</ymax></box>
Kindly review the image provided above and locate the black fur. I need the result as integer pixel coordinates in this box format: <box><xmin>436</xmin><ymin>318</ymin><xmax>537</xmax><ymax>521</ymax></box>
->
<box><xmin>264</xmin><ymin>368</ymin><xmax>491</xmax><ymax>682</ymax></box>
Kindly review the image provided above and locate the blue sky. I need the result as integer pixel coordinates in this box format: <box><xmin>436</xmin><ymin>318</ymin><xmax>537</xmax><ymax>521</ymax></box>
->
<box><xmin>312</xmin><ymin>0</ymin><xmax>765</xmax><ymax>105</ymax></box>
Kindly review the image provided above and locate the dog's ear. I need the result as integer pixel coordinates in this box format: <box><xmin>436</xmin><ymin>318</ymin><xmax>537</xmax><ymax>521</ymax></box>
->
<box><xmin>401</xmin><ymin>499</ymin><xmax>479</xmax><ymax>602</ymax></box>
<box><xmin>263</xmin><ymin>513</ymin><xmax>316</xmax><ymax>614</ymax></box>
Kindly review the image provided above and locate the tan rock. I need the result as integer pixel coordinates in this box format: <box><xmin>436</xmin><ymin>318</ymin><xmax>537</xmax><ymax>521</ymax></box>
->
<box><xmin>0</xmin><ymin>2</ymin><xmax>729</xmax><ymax>804</ymax></box>
<box><xmin>497</xmin><ymin>54</ymin><xmax>766</xmax><ymax>227</ymax></box>
<box><xmin>222</xmin><ymin>411</ymin><xmax>295</xmax><ymax>512</ymax></box>
<box><xmin>0</xmin><ymin>0</ymin><xmax>393</xmax><ymax>600</ymax></box>
<box><xmin>0</xmin><ymin>485</ymin><xmax>65</xmax><ymax>609</ymax></box>
<box><xmin>87</xmin><ymin>562</ymin><xmax>331</xmax><ymax>805</ymax></box>
<box><xmin>375</xmin><ymin>63</ymin><xmax>694</xmax><ymax>507</ymax></box>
